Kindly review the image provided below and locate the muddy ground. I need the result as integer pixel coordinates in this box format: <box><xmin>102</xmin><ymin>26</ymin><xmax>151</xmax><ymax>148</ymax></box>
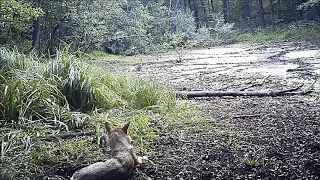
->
<box><xmin>105</xmin><ymin>41</ymin><xmax>320</xmax><ymax>179</ymax></box>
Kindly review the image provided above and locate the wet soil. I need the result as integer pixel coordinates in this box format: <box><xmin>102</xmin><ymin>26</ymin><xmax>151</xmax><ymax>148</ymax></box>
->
<box><xmin>42</xmin><ymin>41</ymin><xmax>320</xmax><ymax>179</ymax></box>
<box><xmin>121</xmin><ymin>41</ymin><xmax>320</xmax><ymax>179</ymax></box>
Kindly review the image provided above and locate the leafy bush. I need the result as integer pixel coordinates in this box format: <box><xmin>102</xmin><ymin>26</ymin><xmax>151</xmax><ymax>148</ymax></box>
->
<box><xmin>207</xmin><ymin>13</ymin><xmax>235</xmax><ymax>44</ymax></box>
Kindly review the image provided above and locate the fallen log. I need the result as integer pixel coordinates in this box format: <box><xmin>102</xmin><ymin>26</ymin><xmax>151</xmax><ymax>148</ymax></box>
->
<box><xmin>286</xmin><ymin>68</ymin><xmax>313</xmax><ymax>72</ymax></box>
<box><xmin>175</xmin><ymin>87</ymin><xmax>312</xmax><ymax>98</ymax></box>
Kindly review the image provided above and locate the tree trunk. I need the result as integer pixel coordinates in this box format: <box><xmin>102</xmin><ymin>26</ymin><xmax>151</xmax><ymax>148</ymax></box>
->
<box><xmin>243</xmin><ymin>0</ymin><xmax>250</xmax><ymax>23</ymax></box>
<box><xmin>277</xmin><ymin>0</ymin><xmax>281</xmax><ymax>19</ymax></box>
<box><xmin>210</xmin><ymin>0</ymin><xmax>215</xmax><ymax>13</ymax></box>
<box><xmin>315</xmin><ymin>4</ymin><xmax>320</xmax><ymax>17</ymax></box>
<box><xmin>171</xmin><ymin>0</ymin><xmax>180</xmax><ymax>32</ymax></box>
<box><xmin>189</xmin><ymin>0</ymin><xmax>200</xmax><ymax>27</ymax></box>
<box><xmin>222</xmin><ymin>0</ymin><xmax>228</xmax><ymax>22</ymax></box>
<box><xmin>200</xmin><ymin>0</ymin><xmax>209</xmax><ymax>24</ymax></box>
<box><xmin>173</xmin><ymin>0</ymin><xmax>180</xmax><ymax>15</ymax></box>
<box><xmin>187</xmin><ymin>0</ymin><xmax>192</xmax><ymax>9</ymax></box>
<box><xmin>168</xmin><ymin>0</ymin><xmax>172</xmax><ymax>33</ymax></box>
<box><xmin>32</xmin><ymin>0</ymin><xmax>41</xmax><ymax>51</ymax></box>
<box><xmin>296</xmin><ymin>0</ymin><xmax>303</xmax><ymax>20</ymax></box>
<box><xmin>183</xmin><ymin>0</ymin><xmax>188</xmax><ymax>11</ymax></box>
<box><xmin>255</xmin><ymin>0</ymin><xmax>266</xmax><ymax>27</ymax></box>
<box><xmin>47</xmin><ymin>24</ymin><xmax>60</xmax><ymax>54</ymax></box>
<box><xmin>226</xmin><ymin>0</ymin><xmax>231</xmax><ymax>21</ymax></box>
<box><xmin>168</xmin><ymin>0</ymin><xmax>172</xmax><ymax>17</ymax></box>
<box><xmin>269</xmin><ymin>0</ymin><xmax>275</xmax><ymax>29</ymax></box>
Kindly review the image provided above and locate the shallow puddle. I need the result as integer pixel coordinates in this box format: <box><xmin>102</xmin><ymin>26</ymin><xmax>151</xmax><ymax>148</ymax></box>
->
<box><xmin>192</xmin><ymin>56</ymin><xmax>259</xmax><ymax>64</ymax></box>
<box><xmin>245</xmin><ymin>64</ymin><xmax>299</xmax><ymax>76</ymax></box>
<box><xmin>282</xmin><ymin>50</ymin><xmax>320</xmax><ymax>60</ymax></box>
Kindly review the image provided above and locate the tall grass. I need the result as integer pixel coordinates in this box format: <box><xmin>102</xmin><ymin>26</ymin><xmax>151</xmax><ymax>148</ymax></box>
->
<box><xmin>0</xmin><ymin>46</ymin><xmax>178</xmax><ymax>129</ymax></box>
<box><xmin>0</xmin><ymin>47</ymin><xmax>201</xmax><ymax>179</ymax></box>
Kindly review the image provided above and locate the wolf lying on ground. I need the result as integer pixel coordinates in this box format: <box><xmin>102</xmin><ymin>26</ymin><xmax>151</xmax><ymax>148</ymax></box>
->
<box><xmin>71</xmin><ymin>122</ymin><xmax>147</xmax><ymax>180</ymax></box>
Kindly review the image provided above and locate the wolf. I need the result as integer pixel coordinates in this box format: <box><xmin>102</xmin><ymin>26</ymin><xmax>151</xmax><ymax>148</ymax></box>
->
<box><xmin>71</xmin><ymin>122</ymin><xmax>147</xmax><ymax>180</ymax></box>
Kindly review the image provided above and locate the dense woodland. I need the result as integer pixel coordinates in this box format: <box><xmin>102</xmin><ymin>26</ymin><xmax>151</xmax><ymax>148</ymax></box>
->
<box><xmin>1</xmin><ymin>0</ymin><xmax>319</xmax><ymax>55</ymax></box>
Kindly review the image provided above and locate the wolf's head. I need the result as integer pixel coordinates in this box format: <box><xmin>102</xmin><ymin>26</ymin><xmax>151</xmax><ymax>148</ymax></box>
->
<box><xmin>105</xmin><ymin>122</ymin><xmax>132</xmax><ymax>149</ymax></box>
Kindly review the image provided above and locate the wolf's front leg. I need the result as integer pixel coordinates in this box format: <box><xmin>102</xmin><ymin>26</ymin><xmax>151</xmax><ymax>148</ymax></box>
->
<box><xmin>137</xmin><ymin>156</ymin><xmax>148</xmax><ymax>164</ymax></box>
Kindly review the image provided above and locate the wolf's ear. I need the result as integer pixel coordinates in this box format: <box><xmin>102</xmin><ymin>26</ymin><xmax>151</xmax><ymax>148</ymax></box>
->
<box><xmin>122</xmin><ymin>122</ymin><xmax>130</xmax><ymax>134</ymax></box>
<box><xmin>105</xmin><ymin>122</ymin><xmax>113</xmax><ymax>134</ymax></box>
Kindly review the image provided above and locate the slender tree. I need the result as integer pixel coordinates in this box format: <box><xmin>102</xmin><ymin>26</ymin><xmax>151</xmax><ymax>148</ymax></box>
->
<box><xmin>277</xmin><ymin>0</ymin><xmax>281</xmax><ymax>19</ymax></box>
<box><xmin>172</xmin><ymin>0</ymin><xmax>180</xmax><ymax>32</ymax></box>
<box><xmin>255</xmin><ymin>0</ymin><xmax>266</xmax><ymax>27</ymax></box>
<box><xmin>226</xmin><ymin>0</ymin><xmax>231</xmax><ymax>21</ymax></box>
<box><xmin>244</xmin><ymin>0</ymin><xmax>250</xmax><ymax>23</ymax></box>
<box><xmin>210</xmin><ymin>0</ymin><xmax>215</xmax><ymax>13</ymax></box>
<box><xmin>173</xmin><ymin>0</ymin><xmax>180</xmax><ymax>16</ymax></box>
<box><xmin>183</xmin><ymin>0</ymin><xmax>187</xmax><ymax>11</ymax></box>
<box><xmin>269</xmin><ymin>0</ymin><xmax>275</xmax><ymax>29</ymax></box>
<box><xmin>200</xmin><ymin>0</ymin><xmax>209</xmax><ymax>24</ymax></box>
<box><xmin>187</xmin><ymin>0</ymin><xmax>192</xmax><ymax>9</ymax></box>
<box><xmin>296</xmin><ymin>0</ymin><xmax>303</xmax><ymax>20</ymax></box>
<box><xmin>316</xmin><ymin>3</ymin><xmax>320</xmax><ymax>17</ymax></box>
<box><xmin>222</xmin><ymin>0</ymin><xmax>228</xmax><ymax>22</ymax></box>
<box><xmin>189</xmin><ymin>0</ymin><xmax>200</xmax><ymax>27</ymax></box>
<box><xmin>32</xmin><ymin>0</ymin><xmax>41</xmax><ymax>51</ymax></box>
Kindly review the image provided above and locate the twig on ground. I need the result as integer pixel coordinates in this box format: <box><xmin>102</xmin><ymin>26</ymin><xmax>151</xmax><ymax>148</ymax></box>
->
<box><xmin>232</xmin><ymin>114</ymin><xmax>262</xmax><ymax>119</ymax></box>
<box><xmin>146</xmin><ymin>158</ymin><xmax>156</xmax><ymax>166</ymax></box>
<box><xmin>240</xmin><ymin>75</ymin><xmax>271</xmax><ymax>91</ymax></box>
<box><xmin>38</xmin><ymin>131</ymin><xmax>95</xmax><ymax>141</ymax></box>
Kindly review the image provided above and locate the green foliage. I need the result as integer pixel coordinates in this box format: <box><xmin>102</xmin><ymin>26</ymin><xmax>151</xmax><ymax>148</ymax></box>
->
<box><xmin>297</xmin><ymin>0</ymin><xmax>320</xmax><ymax>10</ymax></box>
<box><xmin>1</xmin><ymin>0</ymin><xmax>320</xmax><ymax>55</ymax></box>
<box><xmin>244</xmin><ymin>154</ymin><xmax>259</xmax><ymax>168</ymax></box>
<box><xmin>171</xmin><ymin>9</ymin><xmax>197</xmax><ymax>40</ymax></box>
<box><xmin>37</xmin><ymin>0</ymin><xmax>236</xmax><ymax>55</ymax></box>
<box><xmin>234</xmin><ymin>25</ymin><xmax>320</xmax><ymax>42</ymax></box>
<box><xmin>0</xmin><ymin>0</ymin><xmax>43</xmax><ymax>29</ymax></box>
<box><xmin>0</xmin><ymin>0</ymin><xmax>44</xmax><ymax>47</ymax></box>
<box><xmin>61</xmin><ymin>61</ymin><xmax>95</xmax><ymax>112</ymax></box>
<box><xmin>208</xmin><ymin>13</ymin><xmax>235</xmax><ymax>42</ymax></box>
<box><xmin>101</xmin><ymin>1</ymin><xmax>154</xmax><ymax>55</ymax></box>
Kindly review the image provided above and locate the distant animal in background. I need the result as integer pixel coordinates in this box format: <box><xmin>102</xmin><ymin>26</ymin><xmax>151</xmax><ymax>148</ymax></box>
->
<box><xmin>71</xmin><ymin>122</ymin><xmax>147</xmax><ymax>180</ymax></box>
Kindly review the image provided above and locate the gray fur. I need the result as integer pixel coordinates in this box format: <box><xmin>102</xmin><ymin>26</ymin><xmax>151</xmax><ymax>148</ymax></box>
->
<box><xmin>71</xmin><ymin>123</ymin><xmax>145</xmax><ymax>180</ymax></box>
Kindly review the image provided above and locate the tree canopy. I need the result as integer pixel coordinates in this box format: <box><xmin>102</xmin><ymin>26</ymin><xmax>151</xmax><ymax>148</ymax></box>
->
<box><xmin>0</xmin><ymin>0</ymin><xmax>319</xmax><ymax>54</ymax></box>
